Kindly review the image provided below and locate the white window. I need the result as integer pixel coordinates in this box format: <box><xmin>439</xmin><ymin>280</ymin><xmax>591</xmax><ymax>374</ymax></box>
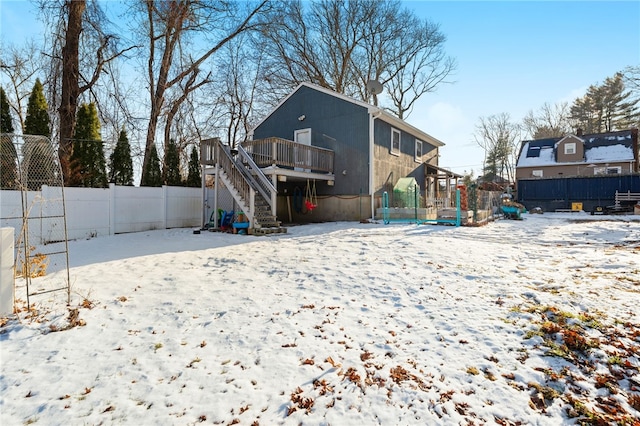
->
<box><xmin>594</xmin><ymin>166</ymin><xmax>621</xmax><ymax>175</ymax></box>
<box><xmin>564</xmin><ymin>142</ymin><xmax>576</xmax><ymax>155</ymax></box>
<box><xmin>532</xmin><ymin>170</ymin><xmax>543</xmax><ymax>177</ymax></box>
<box><xmin>391</xmin><ymin>128</ymin><xmax>400</xmax><ymax>155</ymax></box>
<box><xmin>415</xmin><ymin>139</ymin><xmax>423</xmax><ymax>162</ymax></box>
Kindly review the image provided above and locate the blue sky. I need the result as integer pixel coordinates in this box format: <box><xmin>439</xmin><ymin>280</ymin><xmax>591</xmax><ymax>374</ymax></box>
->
<box><xmin>1</xmin><ymin>0</ymin><xmax>639</xmax><ymax>175</ymax></box>
<box><xmin>406</xmin><ymin>0</ymin><xmax>640</xmax><ymax>174</ymax></box>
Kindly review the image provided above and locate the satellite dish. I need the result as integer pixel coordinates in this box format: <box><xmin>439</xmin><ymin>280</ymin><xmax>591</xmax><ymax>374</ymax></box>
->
<box><xmin>366</xmin><ymin>79</ymin><xmax>383</xmax><ymax>95</ymax></box>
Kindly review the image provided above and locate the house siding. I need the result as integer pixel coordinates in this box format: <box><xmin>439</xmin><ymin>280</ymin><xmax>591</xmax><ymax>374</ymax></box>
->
<box><xmin>372</xmin><ymin>118</ymin><xmax>438</xmax><ymax>196</ymax></box>
<box><xmin>252</xmin><ymin>85</ymin><xmax>370</xmax><ymax>195</ymax></box>
<box><xmin>250</xmin><ymin>84</ymin><xmax>445</xmax><ymax>222</ymax></box>
<box><xmin>556</xmin><ymin>136</ymin><xmax>584</xmax><ymax>163</ymax></box>
<box><xmin>516</xmin><ymin>162</ymin><xmax>635</xmax><ymax>179</ymax></box>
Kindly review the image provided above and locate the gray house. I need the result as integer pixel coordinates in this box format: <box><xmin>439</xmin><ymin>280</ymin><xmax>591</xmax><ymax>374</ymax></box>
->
<box><xmin>202</xmin><ymin>83</ymin><xmax>457</xmax><ymax>231</ymax></box>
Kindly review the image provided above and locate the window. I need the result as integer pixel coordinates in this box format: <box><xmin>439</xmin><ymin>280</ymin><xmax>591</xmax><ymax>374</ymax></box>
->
<box><xmin>564</xmin><ymin>142</ymin><xmax>576</xmax><ymax>155</ymax></box>
<box><xmin>415</xmin><ymin>139</ymin><xmax>423</xmax><ymax>162</ymax></box>
<box><xmin>390</xmin><ymin>128</ymin><xmax>400</xmax><ymax>155</ymax></box>
<box><xmin>532</xmin><ymin>170</ymin><xmax>543</xmax><ymax>177</ymax></box>
<box><xmin>594</xmin><ymin>166</ymin><xmax>621</xmax><ymax>175</ymax></box>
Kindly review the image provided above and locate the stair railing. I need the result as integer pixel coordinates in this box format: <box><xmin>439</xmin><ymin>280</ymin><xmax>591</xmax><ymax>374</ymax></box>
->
<box><xmin>216</xmin><ymin>142</ymin><xmax>252</xmax><ymax>207</ymax></box>
<box><xmin>215</xmin><ymin>140</ymin><xmax>277</xmax><ymax>223</ymax></box>
<box><xmin>237</xmin><ymin>143</ymin><xmax>277</xmax><ymax>213</ymax></box>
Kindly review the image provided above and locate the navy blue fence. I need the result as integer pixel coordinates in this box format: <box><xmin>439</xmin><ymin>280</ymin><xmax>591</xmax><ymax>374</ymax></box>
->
<box><xmin>517</xmin><ymin>175</ymin><xmax>640</xmax><ymax>212</ymax></box>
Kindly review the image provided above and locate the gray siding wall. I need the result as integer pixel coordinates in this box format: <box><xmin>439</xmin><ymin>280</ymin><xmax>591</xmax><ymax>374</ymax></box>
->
<box><xmin>372</xmin><ymin>119</ymin><xmax>437</xmax><ymax>195</ymax></box>
<box><xmin>253</xmin><ymin>86</ymin><xmax>370</xmax><ymax>195</ymax></box>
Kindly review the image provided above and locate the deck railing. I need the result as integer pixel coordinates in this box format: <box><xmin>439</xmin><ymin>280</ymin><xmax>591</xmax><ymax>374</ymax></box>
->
<box><xmin>242</xmin><ymin>137</ymin><xmax>334</xmax><ymax>174</ymax></box>
<box><xmin>614</xmin><ymin>190</ymin><xmax>640</xmax><ymax>207</ymax></box>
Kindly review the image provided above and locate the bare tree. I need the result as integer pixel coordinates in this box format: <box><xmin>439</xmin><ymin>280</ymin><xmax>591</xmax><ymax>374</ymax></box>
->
<box><xmin>260</xmin><ymin>0</ymin><xmax>455</xmax><ymax>119</ymax></box>
<box><xmin>522</xmin><ymin>102</ymin><xmax>572</xmax><ymax>139</ymax></box>
<box><xmin>622</xmin><ymin>65</ymin><xmax>640</xmax><ymax>128</ymax></box>
<box><xmin>259</xmin><ymin>0</ymin><xmax>355</xmax><ymax>97</ymax></box>
<box><xmin>215</xmin><ymin>35</ymin><xmax>271</xmax><ymax>147</ymax></box>
<box><xmin>474</xmin><ymin>113</ymin><xmax>521</xmax><ymax>184</ymax></box>
<box><xmin>38</xmin><ymin>0</ymin><xmax>135</xmax><ymax>182</ymax></box>
<box><xmin>385</xmin><ymin>18</ymin><xmax>456</xmax><ymax>119</ymax></box>
<box><xmin>139</xmin><ymin>0</ymin><xmax>269</xmax><ymax>186</ymax></box>
<box><xmin>623</xmin><ymin>65</ymin><xmax>640</xmax><ymax>92</ymax></box>
<box><xmin>0</xmin><ymin>42</ymin><xmax>44</xmax><ymax>133</ymax></box>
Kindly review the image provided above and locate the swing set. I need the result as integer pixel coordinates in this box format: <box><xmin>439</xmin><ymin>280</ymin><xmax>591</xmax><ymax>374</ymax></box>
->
<box><xmin>293</xmin><ymin>179</ymin><xmax>318</xmax><ymax>214</ymax></box>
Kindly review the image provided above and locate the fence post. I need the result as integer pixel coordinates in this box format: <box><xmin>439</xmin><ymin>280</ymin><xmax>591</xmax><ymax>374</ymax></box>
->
<box><xmin>456</xmin><ymin>189</ymin><xmax>461</xmax><ymax>227</ymax></box>
<box><xmin>39</xmin><ymin>185</ymin><xmax>47</xmax><ymax>245</ymax></box>
<box><xmin>162</xmin><ymin>185</ymin><xmax>168</xmax><ymax>230</ymax></box>
<box><xmin>0</xmin><ymin>227</ymin><xmax>14</xmax><ymax>316</ymax></box>
<box><xmin>109</xmin><ymin>183</ymin><xmax>115</xmax><ymax>235</ymax></box>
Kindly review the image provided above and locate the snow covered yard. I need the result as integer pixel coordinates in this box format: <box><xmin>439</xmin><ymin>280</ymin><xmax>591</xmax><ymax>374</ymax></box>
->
<box><xmin>1</xmin><ymin>213</ymin><xmax>639</xmax><ymax>425</ymax></box>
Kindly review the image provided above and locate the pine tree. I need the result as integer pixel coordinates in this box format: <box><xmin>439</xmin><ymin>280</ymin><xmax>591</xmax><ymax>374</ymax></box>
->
<box><xmin>23</xmin><ymin>79</ymin><xmax>54</xmax><ymax>190</ymax></box>
<box><xmin>24</xmin><ymin>79</ymin><xmax>50</xmax><ymax>137</ymax></box>
<box><xmin>1</xmin><ymin>86</ymin><xmax>19</xmax><ymax>189</ymax></box>
<box><xmin>186</xmin><ymin>145</ymin><xmax>201</xmax><ymax>187</ymax></box>
<box><xmin>570</xmin><ymin>88</ymin><xmax>600</xmax><ymax>133</ymax></box>
<box><xmin>482</xmin><ymin>147</ymin><xmax>499</xmax><ymax>182</ymax></box>
<box><xmin>601</xmin><ymin>73</ymin><xmax>639</xmax><ymax>131</ymax></box>
<box><xmin>142</xmin><ymin>143</ymin><xmax>162</xmax><ymax>187</ymax></box>
<box><xmin>1</xmin><ymin>87</ymin><xmax>14</xmax><ymax>133</ymax></box>
<box><xmin>570</xmin><ymin>72</ymin><xmax>639</xmax><ymax>133</ymax></box>
<box><xmin>109</xmin><ymin>128</ymin><xmax>134</xmax><ymax>186</ymax></box>
<box><xmin>69</xmin><ymin>103</ymin><xmax>108</xmax><ymax>188</ymax></box>
<box><xmin>163</xmin><ymin>139</ymin><xmax>183</xmax><ymax>186</ymax></box>
<box><xmin>0</xmin><ymin>134</ymin><xmax>18</xmax><ymax>189</ymax></box>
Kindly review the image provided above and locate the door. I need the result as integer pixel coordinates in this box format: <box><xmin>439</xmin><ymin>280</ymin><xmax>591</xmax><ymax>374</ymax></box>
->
<box><xmin>294</xmin><ymin>128</ymin><xmax>311</xmax><ymax>171</ymax></box>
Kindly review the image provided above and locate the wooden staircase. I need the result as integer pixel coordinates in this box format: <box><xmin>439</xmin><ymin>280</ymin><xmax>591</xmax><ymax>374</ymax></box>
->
<box><xmin>213</xmin><ymin>140</ymin><xmax>286</xmax><ymax>235</ymax></box>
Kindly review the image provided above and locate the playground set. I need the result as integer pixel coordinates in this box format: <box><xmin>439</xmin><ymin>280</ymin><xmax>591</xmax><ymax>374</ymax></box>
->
<box><xmin>382</xmin><ymin>188</ymin><xmax>462</xmax><ymax>227</ymax></box>
<box><xmin>382</xmin><ymin>182</ymin><xmax>524</xmax><ymax>225</ymax></box>
<box><xmin>204</xmin><ymin>209</ymin><xmax>250</xmax><ymax>234</ymax></box>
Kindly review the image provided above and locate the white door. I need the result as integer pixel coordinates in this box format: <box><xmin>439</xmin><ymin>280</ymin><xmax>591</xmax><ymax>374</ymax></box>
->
<box><xmin>294</xmin><ymin>128</ymin><xmax>311</xmax><ymax>171</ymax></box>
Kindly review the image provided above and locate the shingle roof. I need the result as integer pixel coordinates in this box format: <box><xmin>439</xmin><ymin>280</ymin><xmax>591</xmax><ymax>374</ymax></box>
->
<box><xmin>517</xmin><ymin>129</ymin><xmax>636</xmax><ymax>167</ymax></box>
<box><xmin>250</xmin><ymin>82</ymin><xmax>445</xmax><ymax>147</ymax></box>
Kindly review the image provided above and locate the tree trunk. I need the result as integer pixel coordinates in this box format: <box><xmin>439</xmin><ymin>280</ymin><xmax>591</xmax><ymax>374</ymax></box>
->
<box><xmin>140</xmin><ymin>0</ymin><xmax>268</xmax><ymax>185</ymax></box>
<box><xmin>58</xmin><ymin>0</ymin><xmax>86</xmax><ymax>183</ymax></box>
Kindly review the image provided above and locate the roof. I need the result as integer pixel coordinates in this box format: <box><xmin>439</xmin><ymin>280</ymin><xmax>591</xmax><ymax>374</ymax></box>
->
<box><xmin>393</xmin><ymin>177</ymin><xmax>418</xmax><ymax>192</ymax></box>
<box><xmin>425</xmin><ymin>163</ymin><xmax>463</xmax><ymax>179</ymax></box>
<box><xmin>250</xmin><ymin>82</ymin><xmax>444</xmax><ymax>147</ymax></box>
<box><xmin>517</xmin><ymin>129</ymin><xmax>636</xmax><ymax>168</ymax></box>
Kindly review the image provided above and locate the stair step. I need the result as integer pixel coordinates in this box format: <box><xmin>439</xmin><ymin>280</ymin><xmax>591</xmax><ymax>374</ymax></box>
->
<box><xmin>218</xmin><ymin>152</ymin><xmax>282</xmax><ymax>231</ymax></box>
<box><xmin>253</xmin><ymin>227</ymin><xmax>287</xmax><ymax>235</ymax></box>
<box><xmin>254</xmin><ymin>218</ymin><xmax>282</xmax><ymax>228</ymax></box>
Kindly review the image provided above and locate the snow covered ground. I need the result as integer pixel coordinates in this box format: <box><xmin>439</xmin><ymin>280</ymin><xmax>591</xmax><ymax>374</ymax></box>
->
<box><xmin>1</xmin><ymin>213</ymin><xmax>639</xmax><ymax>425</ymax></box>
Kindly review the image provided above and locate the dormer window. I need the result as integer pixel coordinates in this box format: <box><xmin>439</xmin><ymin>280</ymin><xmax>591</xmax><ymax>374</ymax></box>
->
<box><xmin>564</xmin><ymin>142</ymin><xmax>576</xmax><ymax>155</ymax></box>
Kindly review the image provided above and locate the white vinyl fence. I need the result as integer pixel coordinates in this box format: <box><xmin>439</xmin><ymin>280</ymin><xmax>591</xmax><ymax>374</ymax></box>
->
<box><xmin>0</xmin><ymin>184</ymin><xmax>207</xmax><ymax>243</ymax></box>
